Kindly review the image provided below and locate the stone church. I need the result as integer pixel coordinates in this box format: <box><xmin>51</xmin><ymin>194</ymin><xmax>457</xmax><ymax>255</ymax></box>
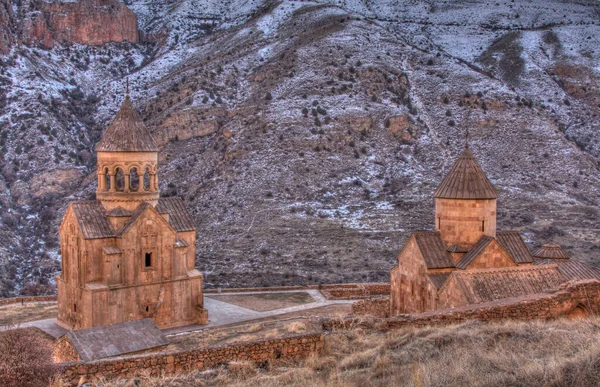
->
<box><xmin>390</xmin><ymin>144</ymin><xmax>600</xmax><ymax>315</ymax></box>
<box><xmin>56</xmin><ymin>92</ymin><xmax>208</xmax><ymax>330</ymax></box>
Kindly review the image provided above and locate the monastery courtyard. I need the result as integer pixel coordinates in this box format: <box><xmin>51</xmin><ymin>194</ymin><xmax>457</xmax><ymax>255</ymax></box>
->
<box><xmin>0</xmin><ymin>289</ymin><xmax>356</xmax><ymax>339</ymax></box>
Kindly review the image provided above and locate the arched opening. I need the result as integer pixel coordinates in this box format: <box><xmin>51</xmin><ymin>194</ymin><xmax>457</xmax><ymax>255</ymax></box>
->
<box><xmin>115</xmin><ymin>168</ymin><xmax>125</xmax><ymax>192</ymax></box>
<box><xmin>130</xmin><ymin>167</ymin><xmax>140</xmax><ymax>192</ymax></box>
<box><xmin>567</xmin><ymin>304</ymin><xmax>589</xmax><ymax>320</ymax></box>
<box><xmin>143</xmin><ymin>167</ymin><xmax>151</xmax><ymax>191</ymax></box>
<box><xmin>104</xmin><ymin>168</ymin><xmax>110</xmax><ymax>191</ymax></box>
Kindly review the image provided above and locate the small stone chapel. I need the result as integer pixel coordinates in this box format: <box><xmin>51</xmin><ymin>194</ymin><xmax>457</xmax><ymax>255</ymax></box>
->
<box><xmin>390</xmin><ymin>143</ymin><xmax>600</xmax><ymax>315</ymax></box>
<box><xmin>56</xmin><ymin>90</ymin><xmax>208</xmax><ymax>330</ymax></box>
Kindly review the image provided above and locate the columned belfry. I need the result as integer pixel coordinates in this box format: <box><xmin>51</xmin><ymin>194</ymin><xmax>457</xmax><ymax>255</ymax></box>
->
<box><xmin>95</xmin><ymin>89</ymin><xmax>160</xmax><ymax>211</ymax></box>
<box><xmin>56</xmin><ymin>89</ymin><xmax>208</xmax><ymax>331</ymax></box>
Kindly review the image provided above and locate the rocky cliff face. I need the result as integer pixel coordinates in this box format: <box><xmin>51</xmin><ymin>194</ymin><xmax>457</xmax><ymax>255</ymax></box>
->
<box><xmin>1</xmin><ymin>0</ymin><xmax>600</xmax><ymax>296</ymax></box>
<box><xmin>6</xmin><ymin>0</ymin><xmax>138</xmax><ymax>51</ymax></box>
<box><xmin>0</xmin><ymin>0</ymin><xmax>16</xmax><ymax>54</ymax></box>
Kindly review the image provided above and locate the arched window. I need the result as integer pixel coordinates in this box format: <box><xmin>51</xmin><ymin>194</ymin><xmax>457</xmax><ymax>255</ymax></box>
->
<box><xmin>143</xmin><ymin>167</ymin><xmax>151</xmax><ymax>191</ymax></box>
<box><xmin>130</xmin><ymin>167</ymin><xmax>139</xmax><ymax>191</ymax></box>
<box><xmin>115</xmin><ymin>168</ymin><xmax>125</xmax><ymax>192</ymax></box>
<box><xmin>104</xmin><ymin>168</ymin><xmax>110</xmax><ymax>191</ymax></box>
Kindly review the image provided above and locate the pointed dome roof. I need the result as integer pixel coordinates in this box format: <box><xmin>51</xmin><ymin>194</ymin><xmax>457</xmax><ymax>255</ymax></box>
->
<box><xmin>533</xmin><ymin>243</ymin><xmax>570</xmax><ymax>259</ymax></box>
<box><xmin>434</xmin><ymin>146</ymin><xmax>497</xmax><ymax>199</ymax></box>
<box><xmin>95</xmin><ymin>96</ymin><xmax>159</xmax><ymax>152</ymax></box>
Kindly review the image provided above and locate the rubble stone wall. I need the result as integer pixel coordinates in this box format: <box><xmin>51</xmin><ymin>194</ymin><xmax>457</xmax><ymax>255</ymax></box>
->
<box><xmin>0</xmin><ymin>295</ymin><xmax>57</xmax><ymax>306</ymax></box>
<box><xmin>387</xmin><ymin>280</ymin><xmax>600</xmax><ymax>327</ymax></box>
<box><xmin>58</xmin><ymin>332</ymin><xmax>324</xmax><ymax>386</ymax></box>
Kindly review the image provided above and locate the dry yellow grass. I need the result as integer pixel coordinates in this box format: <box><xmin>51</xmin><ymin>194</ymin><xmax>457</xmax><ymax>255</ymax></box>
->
<box><xmin>0</xmin><ymin>302</ymin><xmax>57</xmax><ymax>326</ymax></box>
<box><xmin>100</xmin><ymin>318</ymin><xmax>600</xmax><ymax>387</ymax></box>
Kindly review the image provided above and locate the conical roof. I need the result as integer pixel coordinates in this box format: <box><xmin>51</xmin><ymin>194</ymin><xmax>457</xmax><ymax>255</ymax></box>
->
<box><xmin>533</xmin><ymin>243</ymin><xmax>570</xmax><ymax>259</ymax></box>
<box><xmin>434</xmin><ymin>146</ymin><xmax>497</xmax><ymax>199</ymax></box>
<box><xmin>95</xmin><ymin>96</ymin><xmax>159</xmax><ymax>152</ymax></box>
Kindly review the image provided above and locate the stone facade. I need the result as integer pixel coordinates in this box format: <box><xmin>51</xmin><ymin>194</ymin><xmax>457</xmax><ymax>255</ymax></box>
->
<box><xmin>58</xmin><ymin>332</ymin><xmax>324</xmax><ymax>386</ymax></box>
<box><xmin>56</xmin><ymin>93</ymin><xmax>207</xmax><ymax>330</ymax></box>
<box><xmin>390</xmin><ymin>145</ymin><xmax>599</xmax><ymax>316</ymax></box>
<box><xmin>435</xmin><ymin>198</ymin><xmax>497</xmax><ymax>247</ymax></box>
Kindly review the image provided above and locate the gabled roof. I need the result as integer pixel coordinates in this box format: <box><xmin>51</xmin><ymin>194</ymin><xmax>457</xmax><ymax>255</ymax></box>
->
<box><xmin>450</xmin><ymin>265</ymin><xmax>566</xmax><ymax>304</ymax></box>
<box><xmin>413</xmin><ymin>232</ymin><xmax>455</xmax><ymax>269</ymax></box>
<box><xmin>427</xmin><ymin>273</ymin><xmax>451</xmax><ymax>289</ymax></box>
<box><xmin>63</xmin><ymin>318</ymin><xmax>168</xmax><ymax>361</ymax></box>
<box><xmin>157</xmin><ymin>197</ymin><xmax>196</xmax><ymax>232</ymax></box>
<box><xmin>447</xmin><ymin>244</ymin><xmax>469</xmax><ymax>253</ymax></box>
<box><xmin>107</xmin><ymin>206</ymin><xmax>132</xmax><ymax>217</ymax></box>
<box><xmin>533</xmin><ymin>244</ymin><xmax>570</xmax><ymax>259</ymax></box>
<box><xmin>95</xmin><ymin>96</ymin><xmax>159</xmax><ymax>152</ymax></box>
<box><xmin>496</xmin><ymin>231</ymin><xmax>533</xmax><ymax>264</ymax></box>
<box><xmin>116</xmin><ymin>202</ymin><xmax>174</xmax><ymax>237</ymax></box>
<box><xmin>534</xmin><ymin>259</ymin><xmax>600</xmax><ymax>281</ymax></box>
<box><xmin>455</xmin><ymin>236</ymin><xmax>499</xmax><ymax>269</ymax></box>
<box><xmin>434</xmin><ymin>146</ymin><xmax>497</xmax><ymax>199</ymax></box>
<box><xmin>70</xmin><ymin>201</ymin><xmax>114</xmax><ymax>239</ymax></box>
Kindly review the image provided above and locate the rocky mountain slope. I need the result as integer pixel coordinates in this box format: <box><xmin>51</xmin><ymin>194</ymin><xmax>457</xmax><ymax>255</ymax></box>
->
<box><xmin>0</xmin><ymin>0</ymin><xmax>599</xmax><ymax>296</ymax></box>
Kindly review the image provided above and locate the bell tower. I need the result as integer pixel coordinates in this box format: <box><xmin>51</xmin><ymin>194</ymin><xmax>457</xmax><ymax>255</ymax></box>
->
<box><xmin>433</xmin><ymin>144</ymin><xmax>497</xmax><ymax>247</ymax></box>
<box><xmin>95</xmin><ymin>86</ymin><xmax>160</xmax><ymax>211</ymax></box>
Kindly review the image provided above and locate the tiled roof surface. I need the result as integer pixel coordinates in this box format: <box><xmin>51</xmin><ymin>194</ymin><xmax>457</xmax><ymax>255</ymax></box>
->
<box><xmin>102</xmin><ymin>246</ymin><xmax>122</xmax><ymax>255</ymax></box>
<box><xmin>174</xmin><ymin>239</ymin><xmax>189</xmax><ymax>248</ymax></box>
<box><xmin>157</xmin><ymin>197</ymin><xmax>196</xmax><ymax>232</ymax></box>
<box><xmin>65</xmin><ymin>318</ymin><xmax>168</xmax><ymax>361</ymax></box>
<box><xmin>455</xmin><ymin>236</ymin><xmax>496</xmax><ymax>269</ymax></box>
<box><xmin>71</xmin><ymin>201</ymin><xmax>114</xmax><ymax>239</ymax></box>
<box><xmin>427</xmin><ymin>273</ymin><xmax>451</xmax><ymax>289</ymax></box>
<box><xmin>452</xmin><ymin>265</ymin><xmax>566</xmax><ymax>304</ymax></box>
<box><xmin>434</xmin><ymin>146</ymin><xmax>497</xmax><ymax>199</ymax></box>
<box><xmin>534</xmin><ymin>259</ymin><xmax>600</xmax><ymax>281</ymax></box>
<box><xmin>447</xmin><ymin>244</ymin><xmax>469</xmax><ymax>253</ymax></box>
<box><xmin>94</xmin><ymin>96</ymin><xmax>159</xmax><ymax>152</ymax></box>
<box><xmin>496</xmin><ymin>231</ymin><xmax>533</xmax><ymax>264</ymax></box>
<box><xmin>413</xmin><ymin>232</ymin><xmax>455</xmax><ymax>269</ymax></box>
<box><xmin>533</xmin><ymin>243</ymin><xmax>570</xmax><ymax>259</ymax></box>
<box><xmin>107</xmin><ymin>207</ymin><xmax>133</xmax><ymax>217</ymax></box>
<box><xmin>115</xmin><ymin>202</ymin><xmax>153</xmax><ymax>237</ymax></box>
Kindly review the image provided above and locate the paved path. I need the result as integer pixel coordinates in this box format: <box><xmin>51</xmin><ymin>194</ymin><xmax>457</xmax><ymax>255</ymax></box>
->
<box><xmin>164</xmin><ymin>289</ymin><xmax>354</xmax><ymax>335</ymax></box>
<box><xmin>1</xmin><ymin>290</ymin><xmax>356</xmax><ymax>338</ymax></box>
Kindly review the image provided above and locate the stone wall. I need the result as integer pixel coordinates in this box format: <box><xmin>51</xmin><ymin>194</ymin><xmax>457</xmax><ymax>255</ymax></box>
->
<box><xmin>351</xmin><ymin>297</ymin><xmax>390</xmax><ymax>318</ymax></box>
<box><xmin>58</xmin><ymin>332</ymin><xmax>324</xmax><ymax>386</ymax></box>
<box><xmin>435</xmin><ymin>198</ymin><xmax>497</xmax><ymax>247</ymax></box>
<box><xmin>390</xmin><ymin>237</ymin><xmax>439</xmax><ymax>314</ymax></box>
<box><xmin>387</xmin><ymin>280</ymin><xmax>600</xmax><ymax>328</ymax></box>
<box><xmin>0</xmin><ymin>295</ymin><xmax>57</xmax><ymax>306</ymax></box>
<box><xmin>334</xmin><ymin>280</ymin><xmax>600</xmax><ymax>331</ymax></box>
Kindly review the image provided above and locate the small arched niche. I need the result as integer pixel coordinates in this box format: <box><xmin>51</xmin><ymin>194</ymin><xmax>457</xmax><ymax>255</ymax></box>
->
<box><xmin>115</xmin><ymin>168</ymin><xmax>125</xmax><ymax>192</ymax></box>
<box><xmin>130</xmin><ymin>167</ymin><xmax>140</xmax><ymax>191</ymax></box>
<box><xmin>143</xmin><ymin>167</ymin><xmax>151</xmax><ymax>191</ymax></box>
<box><xmin>104</xmin><ymin>167</ymin><xmax>110</xmax><ymax>191</ymax></box>
<box><xmin>567</xmin><ymin>304</ymin><xmax>589</xmax><ymax>320</ymax></box>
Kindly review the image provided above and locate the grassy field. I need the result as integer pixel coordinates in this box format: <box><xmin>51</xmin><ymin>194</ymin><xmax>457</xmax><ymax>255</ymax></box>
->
<box><xmin>0</xmin><ymin>303</ymin><xmax>57</xmax><ymax>326</ymax></box>
<box><xmin>96</xmin><ymin>318</ymin><xmax>600</xmax><ymax>387</ymax></box>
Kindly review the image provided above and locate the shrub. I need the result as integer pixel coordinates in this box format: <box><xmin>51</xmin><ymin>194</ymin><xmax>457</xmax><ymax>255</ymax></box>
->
<box><xmin>0</xmin><ymin>328</ymin><xmax>57</xmax><ymax>387</ymax></box>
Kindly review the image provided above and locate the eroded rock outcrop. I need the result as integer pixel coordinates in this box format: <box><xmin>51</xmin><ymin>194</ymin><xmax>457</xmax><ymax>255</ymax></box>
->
<box><xmin>18</xmin><ymin>0</ymin><xmax>139</xmax><ymax>50</ymax></box>
<box><xmin>0</xmin><ymin>0</ymin><xmax>16</xmax><ymax>54</ymax></box>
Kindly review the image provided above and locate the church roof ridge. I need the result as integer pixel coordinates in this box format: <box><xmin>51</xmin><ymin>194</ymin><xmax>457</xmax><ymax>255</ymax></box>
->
<box><xmin>434</xmin><ymin>146</ymin><xmax>497</xmax><ymax>200</ymax></box>
<box><xmin>94</xmin><ymin>95</ymin><xmax>159</xmax><ymax>153</ymax></box>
